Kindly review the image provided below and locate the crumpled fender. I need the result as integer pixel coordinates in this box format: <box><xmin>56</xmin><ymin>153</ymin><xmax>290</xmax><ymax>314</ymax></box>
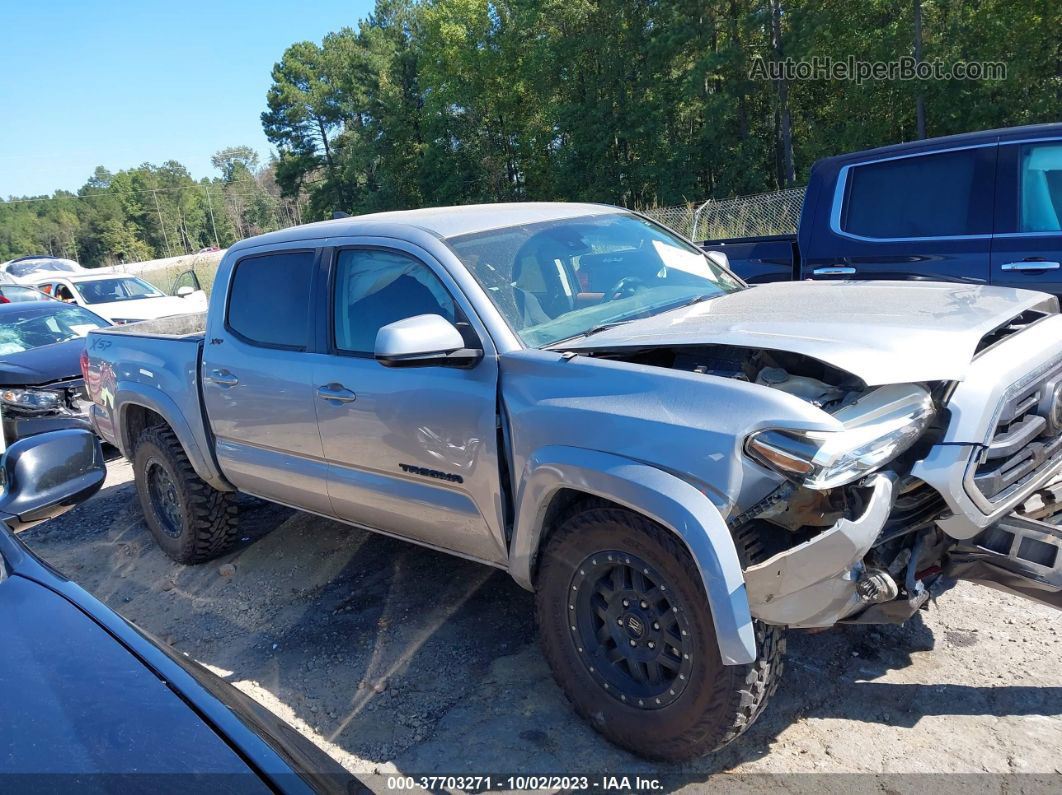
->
<box><xmin>509</xmin><ymin>445</ymin><xmax>757</xmax><ymax>666</ymax></box>
<box><xmin>113</xmin><ymin>382</ymin><xmax>232</xmax><ymax>492</ymax></box>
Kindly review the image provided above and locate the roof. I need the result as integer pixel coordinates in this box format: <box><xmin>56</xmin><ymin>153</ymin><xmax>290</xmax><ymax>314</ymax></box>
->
<box><xmin>820</xmin><ymin>122</ymin><xmax>1062</xmax><ymax>165</ymax></box>
<box><xmin>229</xmin><ymin>202</ymin><xmax>626</xmax><ymax>252</ymax></box>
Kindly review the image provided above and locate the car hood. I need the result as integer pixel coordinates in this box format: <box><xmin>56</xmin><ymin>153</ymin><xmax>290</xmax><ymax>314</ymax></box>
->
<box><xmin>0</xmin><ymin>338</ymin><xmax>86</xmax><ymax>387</ymax></box>
<box><xmin>88</xmin><ymin>296</ymin><xmax>198</xmax><ymax>322</ymax></box>
<box><xmin>561</xmin><ymin>281</ymin><xmax>1058</xmax><ymax>385</ymax></box>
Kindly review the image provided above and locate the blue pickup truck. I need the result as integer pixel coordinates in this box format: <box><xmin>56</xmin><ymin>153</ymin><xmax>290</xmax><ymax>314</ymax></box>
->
<box><xmin>702</xmin><ymin>123</ymin><xmax>1062</xmax><ymax>294</ymax></box>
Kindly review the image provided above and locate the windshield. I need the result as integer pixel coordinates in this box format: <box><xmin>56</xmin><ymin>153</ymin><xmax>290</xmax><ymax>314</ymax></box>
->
<box><xmin>8</xmin><ymin>258</ymin><xmax>80</xmax><ymax>277</ymax></box>
<box><xmin>0</xmin><ymin>305</ymin><xmax>108</xmax><ymax>354</ymax></box>
<box><xmin>74</xmin><ymin>277</ymin><xmax>164</xmax><ymax>304</ymax></box>
<box><xmin>447</xmin><ymin>213</ymin><xmax>743</xmax><ymax>347</ymax></box>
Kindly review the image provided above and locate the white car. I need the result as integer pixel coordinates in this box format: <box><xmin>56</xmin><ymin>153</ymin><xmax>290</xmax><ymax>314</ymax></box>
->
<box><xmin>35</xmin><ymin>272</ymin><xmax>208</xmax><ymax>324</ymax></box>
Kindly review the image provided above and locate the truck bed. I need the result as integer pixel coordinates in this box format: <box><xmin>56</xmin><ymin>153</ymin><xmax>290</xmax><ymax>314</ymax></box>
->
<box><xmin>93</xmin><ymin>313</ymin><xmax>206</xmax><ymax>340</ymax></box>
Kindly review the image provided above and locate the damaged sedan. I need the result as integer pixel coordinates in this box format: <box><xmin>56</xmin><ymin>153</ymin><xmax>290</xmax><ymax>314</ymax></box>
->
<box><xmin>85</xmin><ymin>204</ymin><xmax>1062</xmax><ymax>761</ymax></box>
<box><xmin>0</xmin><ymin>301</ymin><xmax>109</xmax><ymax>445</ymax></box>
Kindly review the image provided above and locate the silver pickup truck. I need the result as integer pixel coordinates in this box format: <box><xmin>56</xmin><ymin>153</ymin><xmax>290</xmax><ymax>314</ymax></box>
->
<box><xmin>84</xmin><ymin>203</ymin><xmax>1062</xmax><ymax>760</ymax></box>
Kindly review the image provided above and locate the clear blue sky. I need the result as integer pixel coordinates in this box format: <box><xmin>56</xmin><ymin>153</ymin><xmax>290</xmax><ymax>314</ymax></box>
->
<box><xmin>0</xmin><ymin>0</ymin><xmax>374</xmax><ymax>199</ymax></box>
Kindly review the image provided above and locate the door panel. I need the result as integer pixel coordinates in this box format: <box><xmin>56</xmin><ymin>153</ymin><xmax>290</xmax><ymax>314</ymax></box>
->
<box><xmin>990</xmin><ymin>141</ymin><xmax>1062</xmax><ymax>297</ymax></box>
<box><xmin>804</xmin><ymin>145</ymin><xmax>996</xmax><ymax>284</ymax></box>
<box><xmin>201</xmin><ymin>249</ymin><xmax>332</xmax><ymax>515</ymax></box>
<box><xmin>313</xmin><ymin>245</ymin><xmax>505</xmax><ymax>563</ymax></box>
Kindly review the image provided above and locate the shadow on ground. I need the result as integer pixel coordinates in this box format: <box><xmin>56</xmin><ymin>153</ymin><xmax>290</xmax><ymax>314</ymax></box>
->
<box><xmin>21</xmin><ymin>470</ymin><xmax>1062</xmax><ymax>780</ymax></box>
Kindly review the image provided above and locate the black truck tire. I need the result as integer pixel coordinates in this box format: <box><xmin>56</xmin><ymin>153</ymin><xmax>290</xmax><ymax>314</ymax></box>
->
<box><xmin>132</xmin><ymin>425</ymin><xmax>239</xmax><ymax>564</ymax></box>
<box><xmin>535</xmin><ymin>502</ymin><xmax>784</xmax><ymax>761</ymax></box>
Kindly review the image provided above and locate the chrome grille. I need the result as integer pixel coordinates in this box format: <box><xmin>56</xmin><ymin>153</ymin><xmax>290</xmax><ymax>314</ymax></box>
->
<box><xmin>973</xmin><ymin>361</ymin><xmax>1062</xmax><ymax>501</ymax></box>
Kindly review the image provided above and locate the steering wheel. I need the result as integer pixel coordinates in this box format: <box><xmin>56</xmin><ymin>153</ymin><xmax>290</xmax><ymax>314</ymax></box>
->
<box><xmin>603</xmin><ymin>276</ymin><xmax>646</xmax><ymax>302</ymax></box>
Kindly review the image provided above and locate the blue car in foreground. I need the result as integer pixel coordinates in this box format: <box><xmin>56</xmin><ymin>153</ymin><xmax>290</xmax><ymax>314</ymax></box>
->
<box><xmin>0</xmin><ymin>430</ymin><xmax>360</xmax><ymax>792</ymax></box>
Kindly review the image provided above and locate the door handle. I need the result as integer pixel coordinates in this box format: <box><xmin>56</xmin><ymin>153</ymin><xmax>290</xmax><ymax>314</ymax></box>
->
<box><xmin>207</xmin><ymin>369</ymin><xmax>239</xmax><ymax>387</ymax></box>
<box><xmin>811</xmin><ymin>267</ymin><xmax>857</xmax><ymax>276</ymax></box>
<box><xmin>1001</xmin><ymin>260</ymin><xmax>1061</xmax><ymax>272</ymax></box>
<box><xmin>316</xmin><ymin>384</ymin><xmax>357</xmax><ymax>403</ymax></box>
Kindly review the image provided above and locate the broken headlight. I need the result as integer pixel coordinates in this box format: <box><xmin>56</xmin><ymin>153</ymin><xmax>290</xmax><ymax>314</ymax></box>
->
<box><xmin>0</xmin><ymin>387</ymin><xmax>61</xmax><ymax>413</ymax></box>
<box><xmin>746</xmin><ymin>384</ymin><xmax>934</xmax><ymax>490</ymax></box>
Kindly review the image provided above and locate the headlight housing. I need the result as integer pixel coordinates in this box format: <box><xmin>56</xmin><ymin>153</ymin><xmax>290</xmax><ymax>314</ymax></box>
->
<box><xmin>746</xmin><ymin>384</ymin><xmax>934</xmax><ymax>490</ymax></box>
<box><xmin>1</xmin><ymin>387</ymin><xmax>62</xmax><ymax>413</ymax></box>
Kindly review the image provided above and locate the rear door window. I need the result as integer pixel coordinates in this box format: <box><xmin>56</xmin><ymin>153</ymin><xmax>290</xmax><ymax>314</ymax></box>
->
<box><xmin>842</xmin><ymin>147</ymin><xmax>995</xmax><ymax>239</ymax></box>
<box><xmin>1020</xmin><ymin>142</ymin><xmax>1062</xmax><ymax>232</ymax></box>
<box><xmin>227</xmin><ymin>251</ymin><xmax>315</xmax><ymax>349</ymax></box>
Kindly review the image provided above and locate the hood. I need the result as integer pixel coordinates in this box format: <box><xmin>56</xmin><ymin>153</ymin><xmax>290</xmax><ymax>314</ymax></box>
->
<box><xmin>88</xmin><ymin>295</ymin><xmax>198</xmax><ymax>322</ymax></box>
<box><xmin>0</xmin><ymin>338</ymin><xmax>86</xmax><ymax>387</ymax></box>
<box><xmin>562</xmin><ymin>281</ymin><xmax>1057</xmax><ymax>386</ymax></box>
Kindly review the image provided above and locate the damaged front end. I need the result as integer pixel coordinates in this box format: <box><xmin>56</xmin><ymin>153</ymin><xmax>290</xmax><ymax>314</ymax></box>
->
<box><xmin>1</xmin><ymin>378</ymin><xmax>95</xmax><ymax>445</ymax></box>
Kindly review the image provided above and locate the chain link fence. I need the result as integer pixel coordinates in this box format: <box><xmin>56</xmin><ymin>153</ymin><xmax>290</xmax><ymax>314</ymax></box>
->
<box><xmin>642</xmin><ymin>187</ymin><xmax>806</xmax><ymax>241</ymax></box>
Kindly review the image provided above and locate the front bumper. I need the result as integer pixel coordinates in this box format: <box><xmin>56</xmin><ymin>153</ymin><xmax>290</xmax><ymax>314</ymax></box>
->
<box><xmin>744</xmin><ymin>473</ymin><xmax>896</xmax><ymax>627</ymax></box>
<box><xmin>913</xmin><ymin>313</ymin><xmax>1062</xmax><ymax>540</ymax></box>
<box><xmin>2</xmin><ymin>412</ymin><xmax>94</xmax><ymax>446</ymax></box>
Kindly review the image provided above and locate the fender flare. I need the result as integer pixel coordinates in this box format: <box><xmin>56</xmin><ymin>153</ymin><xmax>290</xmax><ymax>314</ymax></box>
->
<box><xmin>114</xmin><ymin>382</ymin><xmax>232</xmax><ymax>492</ymax></box>
<box><xmin>509</xmin><ymin>446</ymin><xmax>757</xmax><ymax>665</ymax></box>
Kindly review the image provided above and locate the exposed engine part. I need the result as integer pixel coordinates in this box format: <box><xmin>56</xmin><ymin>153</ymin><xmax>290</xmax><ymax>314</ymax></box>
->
<box><xmin>589</xmin><ymin>345</ymin><xmax>860</xmax><ymax>410</ymax></box>
<box><xmin>755</xmin><ymin>366</ymin><xmax>844</xmax><ymax>407</ymax></box>
<box><xmin>1017</xmin><ymin>479</ymin><xmax>1062</xmax><ymax>522</ymax></box>
<box><xmin>856</xmin><ymin>568</ymin><xmax>899</xmax><ymax>603</ymax></box>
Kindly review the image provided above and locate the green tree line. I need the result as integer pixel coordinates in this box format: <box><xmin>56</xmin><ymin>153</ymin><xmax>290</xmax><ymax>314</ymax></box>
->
<box><xmin>263</xmin><ymin>0</ymin><xmax>1059</xmax><ymax>218</ymax></box>
<box><xmin>3</xmin><ymin>0</ymin><xmax>1058</xmax><ymax>265</ymax></box>
<box><xmin>0</xmin><ymin>148</ymin><xmax>304</xmax><ymax>267</ymax></box>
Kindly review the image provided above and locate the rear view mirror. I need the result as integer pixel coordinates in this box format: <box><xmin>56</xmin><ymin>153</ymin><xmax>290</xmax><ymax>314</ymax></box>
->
<box><xmin>175</xmin><ymin>286</ymin><xmax>195</xmax><ymax>298</ymax></box>
<box><xmin>375</xmin><ymin>314</ymin><xmax>483</xmax><ymax>368</ymax></box>
<box><xmin>0</xmin><ymin>430</ymin><xmax>106</xmax><ymax>532</ymax></box>
<box><xmin>705</xmin><ymin>250</ymin><xmax>731</xmax><ymax>270</ymax></box>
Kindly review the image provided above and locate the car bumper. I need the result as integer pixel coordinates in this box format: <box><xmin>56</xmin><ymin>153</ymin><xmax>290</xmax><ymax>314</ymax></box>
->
<box><xmin>2</xmin><ymin>412</ymin><xmax>94</xmax><ymax>446</ymax></box>
<box><xmin>743</xmin><ymin>473</ymin><xmax>897</xmax><ymax>627</ymax></box>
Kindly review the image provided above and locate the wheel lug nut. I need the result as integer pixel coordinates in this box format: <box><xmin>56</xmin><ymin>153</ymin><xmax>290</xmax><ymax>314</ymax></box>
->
<box><xmin>640</xmin><ymin>600</ymin><xmax>648</xmax><ymax>609</ymax></box>
<box><xmin>629</xmin><ymin>639</ymin><xmax>637</xmax><ymax>647</ymax></box>
<box><xmin>622</xmin><ymin>599</ymin><xmax>630</xmax><ymax>607</ymax></box>
<box><xmin>617</xmin><ymin>618</ymin><xmax>624</xmax><ymax>625</ymax></box>
<box><xmin>653</xmin><ymin>622</ymin><xmax>660</xmax><ymax>630</ymax></box>
<box><xmin>647</xmin><ymin>641</ymin><xmax>655</xmax><ymax>649</ymax></box>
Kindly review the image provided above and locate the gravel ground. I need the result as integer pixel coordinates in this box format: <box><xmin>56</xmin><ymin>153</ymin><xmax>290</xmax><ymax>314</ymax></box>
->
<box><xmin>20</xmin><ymin>457</ymin><xmax>1062</xmax><ymax>787</ymax></box>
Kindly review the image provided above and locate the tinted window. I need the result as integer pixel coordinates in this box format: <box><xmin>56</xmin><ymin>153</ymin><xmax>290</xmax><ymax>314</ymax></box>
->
<box><xmin>1020</xmin><ymin>142</ymin><xmax>1062</xmax><ymax>233</ymax></box>
<box><xmin>843</xmin><ymin>148</ymin><xmax>993</xmax><ymax>238</ymax></box>
<box><xmin>228</xmin><ymin>251</ymin><xmax>314</xmax><ymax>348</ymax></box>
<box><xmin>333</xmin><ymin>249</ymin><xmax>455</xmax><ymax>354</ymax></box>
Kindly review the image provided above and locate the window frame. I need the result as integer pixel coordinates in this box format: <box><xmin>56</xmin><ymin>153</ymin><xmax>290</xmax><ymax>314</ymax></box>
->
<box><xmin>830</xmin><ymin>142</ymin><xmax>997</xmax><ymax>243</ymax></box>
<box><xmin>224</xmin><ymin>247</ymin><xmax>319</xmax><ymax>352</ymax></box>
<box><xmin>323</xmin><ymin>244</ymin><xmax>481</xmax><ymax>360</ymax></box>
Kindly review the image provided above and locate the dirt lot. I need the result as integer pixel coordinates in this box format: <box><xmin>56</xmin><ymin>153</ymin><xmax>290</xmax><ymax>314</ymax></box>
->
<box><xmin>21</xmin><ymin>457</ymin><xmax>1062</xmax><ymax>786</ymax></box>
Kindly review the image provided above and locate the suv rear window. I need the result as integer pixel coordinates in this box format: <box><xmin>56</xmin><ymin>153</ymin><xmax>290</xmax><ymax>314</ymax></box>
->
<box><xmin>842</xmin><ymin>147</ymin><xmax>994</xmax><ymax>239</ymax></box>
<box><xmin>227</xmin><ymin>251</ymin><xmax>314</xmax><ymax>349</ymax></box>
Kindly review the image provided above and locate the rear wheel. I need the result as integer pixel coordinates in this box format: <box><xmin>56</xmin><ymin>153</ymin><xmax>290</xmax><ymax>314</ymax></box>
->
<box><xmin>536</xmin><ymin>502</ymin><xmax>784</xmax><ymax>760</ymax></box>
<box><xmin>132</xmin><ymin>425</ymin><xmax>239</xmax><ymax>564</ymax></box>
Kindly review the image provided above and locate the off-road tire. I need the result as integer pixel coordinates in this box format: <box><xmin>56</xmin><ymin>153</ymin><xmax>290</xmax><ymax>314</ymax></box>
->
<box><xmin>536</xmin><ymin>502</ymin><xmax>785</xmax><ymax>761</ymax></box>
<box><xmin>132</xmin><ymin>425</ymin><xmax>239</xmax><ymax>564</ymax></box>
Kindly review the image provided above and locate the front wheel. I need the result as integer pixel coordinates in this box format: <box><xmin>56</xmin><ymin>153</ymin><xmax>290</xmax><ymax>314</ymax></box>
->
<box><xmin>535</xmin><ymin>502</ymin><xmax>784</xmax><ymax>761</ymax></box>
<box><xmin>132</xmin><ymin>425</ymin><xmax>239</xmax><ymax>564</ymax></box>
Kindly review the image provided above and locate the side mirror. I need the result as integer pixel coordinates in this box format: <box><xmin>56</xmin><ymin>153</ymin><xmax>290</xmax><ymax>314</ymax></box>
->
<box><xmin>0</xmin><ymin>430</ymin><xmax>106</xmax><ymax>532</ymax></box>
<box><xmin>705</xmin><ymin>250</ymin><xmax>731</xmax><ymax>271</ymax></box>
<box><xmin>175</xmin><ymin>285</ymin><xmax>195</xmax><ymax>298</ymax></box>
<box><xmin>375</xmin><ymin>314</ymin><xmax>483</xmax><ymax>368</ymax></box>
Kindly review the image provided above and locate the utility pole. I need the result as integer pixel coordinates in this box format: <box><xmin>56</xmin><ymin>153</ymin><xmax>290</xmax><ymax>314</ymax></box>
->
<box><xmin>202</xmin><ymin>185</ymin><xmax>221</xmax><ymax>247</ymax></box>
<box><xmin>152</xmin><ymin>190</ymin><xmax>172</xmax><ymax>257</ymax></box>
